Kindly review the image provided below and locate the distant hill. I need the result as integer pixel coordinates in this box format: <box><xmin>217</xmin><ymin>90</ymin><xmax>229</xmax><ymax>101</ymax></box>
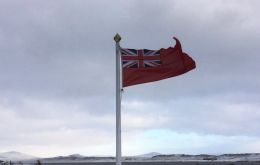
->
<box><xmin>2</xmin><ymin>151</ymin><xmax>260</xmax><ymax>163</ymax></box>
<box><xmin>40</xmin><ymin>153</ymin><xmax>260</xmax><ymax>162</ymax></box>
<box><xmin>151</xmin><ymin>153</ymin><xmax>260</xmax><ymax>161</ymax></box>
<box><xmin>0</xmin><ymin>151</ymin><xmax>38</xmax><ymax>161</ymax></box>
<box><xmin>135</xmin><ymin>152</ymin><xmax>161</xmax><ymax>158</ymax></box>
<box><xmin>42</xmin><ymin>154</ymin><xmax>114</xmax><ymax>162</ymax></box>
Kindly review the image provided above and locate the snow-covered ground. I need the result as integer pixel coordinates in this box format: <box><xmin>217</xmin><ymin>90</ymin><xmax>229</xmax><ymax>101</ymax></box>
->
<box><xmin>150</xmin><ymin>153</ymin><xmax>260</xmax><ymax>162</ymax></box>
<box><xmin>1</xmin><ymin>152</ymin><xmax>260</xmax><ymax>163</ymax></box>
<box><xmin>32</xmin><ymin>153</ymin><xmax>260</xmax><ymax>163</ymax></box>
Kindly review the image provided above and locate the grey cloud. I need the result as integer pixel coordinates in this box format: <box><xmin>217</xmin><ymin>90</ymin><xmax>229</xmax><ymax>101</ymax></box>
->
<box><xmin>122</xmin><ymin>95</ymin><xmax>260</xmax><ymax>136</ymax></box>
<box><xmin>0</xmin><ymin>0</ymin><xmax>260</xmax><ymax>155</ymax></box>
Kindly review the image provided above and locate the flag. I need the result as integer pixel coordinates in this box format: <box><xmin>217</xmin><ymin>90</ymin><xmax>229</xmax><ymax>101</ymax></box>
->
<box><xmin>121</xmin><ymin>37</ymin><xmax>196</xmax><ymax>87</ymax></box>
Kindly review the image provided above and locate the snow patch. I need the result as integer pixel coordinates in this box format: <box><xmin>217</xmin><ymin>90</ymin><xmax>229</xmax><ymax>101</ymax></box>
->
<box><xmin>0</xmin><ymin>151</ymin><xmax>38</xmax><ymax>161</ymax></box>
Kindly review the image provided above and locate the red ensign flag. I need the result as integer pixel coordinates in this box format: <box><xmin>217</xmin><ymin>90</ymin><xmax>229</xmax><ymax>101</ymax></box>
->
<box><xmin>121</xmin><ymin>37</ymin><xmax>196</xmax><ymax>87</ymax></box>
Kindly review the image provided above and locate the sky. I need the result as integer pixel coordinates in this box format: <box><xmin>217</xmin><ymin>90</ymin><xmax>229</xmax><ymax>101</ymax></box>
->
<box><xmin>0</xmin><ymin>0</ymin><xmax>260</xmax><ymax>158</ymax></box>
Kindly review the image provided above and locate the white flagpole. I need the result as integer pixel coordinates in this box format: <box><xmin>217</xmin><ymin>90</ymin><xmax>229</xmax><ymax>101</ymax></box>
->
<box><xmin>114</xmin><ymin>33</ymin><xmax>122</xmax><ymax>165</ymax></box>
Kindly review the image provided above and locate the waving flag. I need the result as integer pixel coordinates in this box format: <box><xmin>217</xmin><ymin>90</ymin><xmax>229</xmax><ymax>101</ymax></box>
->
<box><xmin>121</xmin><ymin>49</ymin><xmax>161</xmax><ymax>68</ymax></box>
<box><xmin>121</xmin><ymin>37</ymin><xmax>196</xmax><ymax>87</ymax></box>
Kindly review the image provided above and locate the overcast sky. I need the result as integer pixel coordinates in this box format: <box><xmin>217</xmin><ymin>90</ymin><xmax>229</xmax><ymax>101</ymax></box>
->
<box><xmin>0</xmin><ymin>0</ymin><xmax>260</xmax><ymax>157</ymax></box>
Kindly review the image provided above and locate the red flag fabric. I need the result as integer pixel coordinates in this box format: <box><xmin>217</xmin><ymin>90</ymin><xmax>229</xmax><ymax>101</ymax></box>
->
<box><xmin>121</xmin><ymin>37</ymin><xmax>196</xmax><ymax>87</ymax></box>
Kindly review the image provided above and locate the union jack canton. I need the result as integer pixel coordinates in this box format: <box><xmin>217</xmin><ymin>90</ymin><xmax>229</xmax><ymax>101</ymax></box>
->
<box><xmin>121</xmin><ymin>48</ymin><xmax>161</xmax><ymax>69</ymax></box>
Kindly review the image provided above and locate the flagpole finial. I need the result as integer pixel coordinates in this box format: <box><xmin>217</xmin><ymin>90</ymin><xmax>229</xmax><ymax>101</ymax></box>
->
<box><xmin>114</xmin><ymin>33</ymin><xmax>121</xmax><ymax>42</ymax></box>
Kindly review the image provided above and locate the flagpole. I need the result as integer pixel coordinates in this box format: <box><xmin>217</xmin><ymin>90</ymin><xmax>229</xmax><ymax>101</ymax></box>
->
<box><xmin>114</xmin><ymin>33</ymin><xmax>122</xmax><ymax>165</ymax></box>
